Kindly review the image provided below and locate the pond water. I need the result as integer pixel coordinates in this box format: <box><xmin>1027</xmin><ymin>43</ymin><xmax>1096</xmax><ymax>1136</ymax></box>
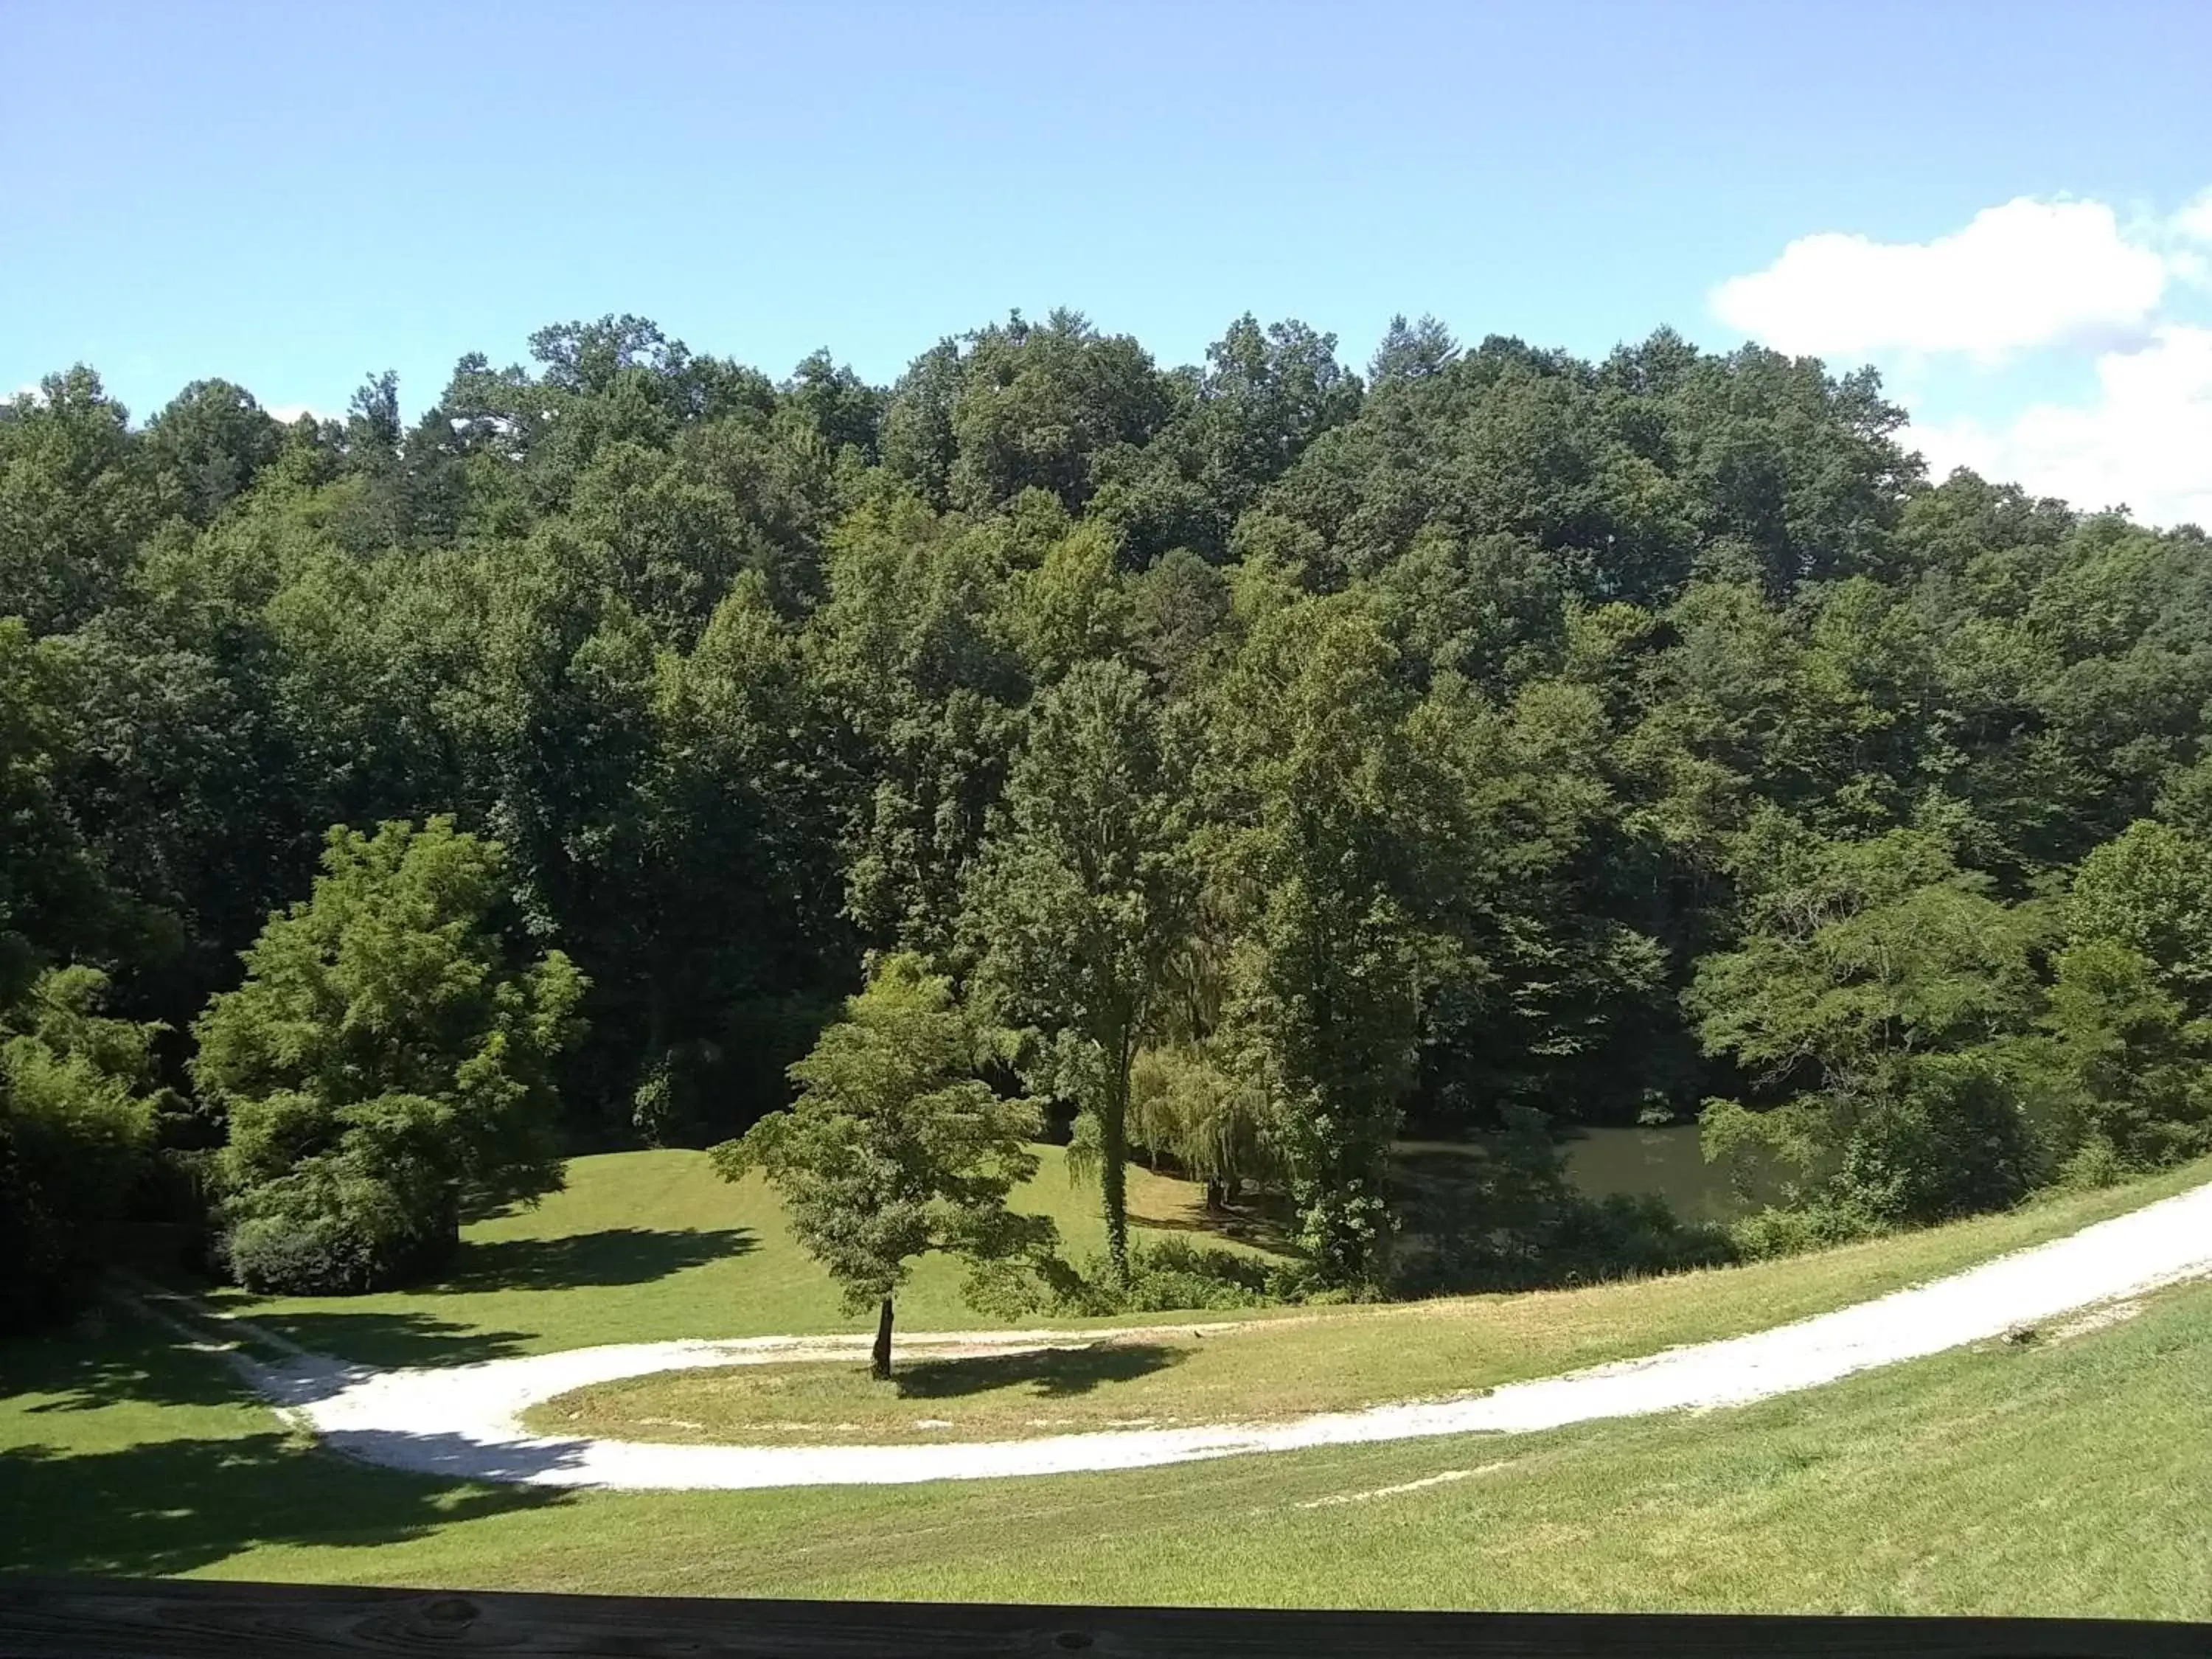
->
<box><xmin>1559</xmin><ymin>1124</ymin><xmax>1745</xmax><ymax>1223</ymax></box>
<box><xmin>1389</xmin><ymin>1123</ymin><xmax>1753</xmax><ymax>1227</ymax></box>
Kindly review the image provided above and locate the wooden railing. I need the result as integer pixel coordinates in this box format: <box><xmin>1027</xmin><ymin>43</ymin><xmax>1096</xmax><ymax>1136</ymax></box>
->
<box><xmin>4</xmin><ymin>1576</ymin><xmax>2209</xmax><ymax>1657</ymax></box>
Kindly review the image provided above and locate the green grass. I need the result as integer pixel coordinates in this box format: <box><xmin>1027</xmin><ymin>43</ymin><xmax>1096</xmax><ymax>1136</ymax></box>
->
<box><xmin>203</xmin><ymin>1147</ymin><xmax>2212</xmax><ymax>1394</ymax></box>
<box><xmin>198</xmin><ymin>1145</ymin><xmax>1287</xmax><ymax>1366</ymax></box>
<box><xmin>4</xmin><ymin>1266</ymin><xmax>2208</xmax><ymax>1615</ymax></box>
<box><xmin>6</xmin><ymin>1154</ymin><xmax>2206</xmax><ymax>1613</ymax></box>
<box><xmin>515</xmin><ymin>1153</ymin><xmax>2212</xmax><ymax>1445</ymax></box>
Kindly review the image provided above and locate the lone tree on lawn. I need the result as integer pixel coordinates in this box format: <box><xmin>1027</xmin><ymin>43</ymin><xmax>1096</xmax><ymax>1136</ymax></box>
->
<box><xmin>712</xmin><ymin>953</ymin><xmax>1049</xmax><ymax>1378</ymax></box>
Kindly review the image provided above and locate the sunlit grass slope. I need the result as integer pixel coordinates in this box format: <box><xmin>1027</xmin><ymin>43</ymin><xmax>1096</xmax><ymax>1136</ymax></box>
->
<box><xmin>523</xmin><ymin>1153</ymin><xmax>2212</xmax><ymax>1441</ymax></box>
<box><xmin>199</xmin><ymin>1146</ymin><xmax>1284</xmax><ymax>1365</ymax></box>
<box><xmin>209</xmin><ymin>1146</ymin><xmax>2211</xmax><ymax>1416</ymax></box>
<box><xmin>4</xmin><ymin>1262</ymin><xmax>2207</xmax><ymax>1615</ymax></box>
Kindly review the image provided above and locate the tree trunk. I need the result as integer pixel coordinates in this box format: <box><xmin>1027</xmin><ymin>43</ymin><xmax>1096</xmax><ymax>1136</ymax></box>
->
<box><xmin>872</xmin><ymin>1295</ymin><xmax>894</xmax><ymax>1380</ymax></box>
<box><xmin>1101</xmin><ymin>1059</ymin><xmax>1132</xmax><ymax>1287</ymax></box>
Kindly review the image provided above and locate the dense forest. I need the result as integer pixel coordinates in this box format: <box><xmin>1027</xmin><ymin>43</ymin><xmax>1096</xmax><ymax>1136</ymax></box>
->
<box><xmin>6</xmin><ymin>309</ymin><xmax>2211</xmax><ymax>1329</ymax></box>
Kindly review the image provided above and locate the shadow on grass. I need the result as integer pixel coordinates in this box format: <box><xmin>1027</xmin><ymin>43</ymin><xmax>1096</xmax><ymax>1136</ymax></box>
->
<box><xmin>892</xmin><ymin>1342</ymin><xmax>1186</xmax><ymax>1402</ymax></box>
<box><xmin>0</xmin><ymin>1433</ymin><xmax>563</xmax><ymax>1577</ymax></box>
<box><xmin>430</xmin><ymin>1227</ymin><xmax>755</xmax><ymax>1293</ymax></box>
<box><xmin>230</xmin><ymin>1310</ymin><xmax>538</xmax><ymax>1371</ymax></box>
<box><xmin>1131</xmin><ymin>1203</ymin><xmax>1298</xmax><ymax>1255</ymax></box>
<box><xmin>1</xmin><ymin>1317</ymin><xmax>565</xmax><ymax>1578</ymax></box>
<box><xmin>4</xmin><ymin>1308</ymin><xmax>255</xmax><ymax>1414</ymax></box>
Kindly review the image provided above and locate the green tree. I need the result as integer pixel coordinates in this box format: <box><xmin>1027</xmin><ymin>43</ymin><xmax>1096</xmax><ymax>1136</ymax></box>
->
<box><xmin>710</xmin><ymin>954</ymin><xmax>1048</xmax><ymax>1376</ymax></box>
<box><xmin>1691</xmin><ymin>827</ymin><xmax>2042</xmax><ymax>1225</ymax></box>
<box><xmin>2023</xmin><ymin>939</ymin><xmax>2212</xmax><ymax>1175</ymax></box>
<box><xmin>0</xmin><ymin>368</ymin><xmax>167</xmax><ymax>633</ymax></box>
<box><xmin>195</xmin><ymin>819</ymin><xmax>585</xmax><ymax>1293</ymax></box>
<box><xmin>0</xmin><ymin>967</ymin><xmax>167</xmax><ymax>1331</ymax></box>
<box><xmin>807</xmin><ymin>495</ymin><xmax>1028</xmax><ymax>953</ymax></box>
<box><xmin>146</xmin><ymin>378</ymin><xmax>283</xmax><ymax>526</ymax></box>
<box><xmin>965</xmin><ymin>658</ymin><xmax>1194</xmax><ymax>1283</ymax></box>
<box><xmin>1206</xmin><ymin>592</ymin><xmax>1448</xmax><ymax>1285</ymax></box>
<box><xmin>2067</xmin><ymin>819</ymin><xmax>2212</xmax><ymax>1015</ymax></box>
<box><xmin>1125</xmin><ymin>1040</ymin><xmax>1276</xmax><ymax>1211</ymax></box>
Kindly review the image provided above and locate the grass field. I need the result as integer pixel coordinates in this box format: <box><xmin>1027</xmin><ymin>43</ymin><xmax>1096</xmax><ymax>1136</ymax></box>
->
<box><xmin>195</xmin><ymin>1146</ymin><xmax>1287</xmax><ymax>1366</ymax></box>
<box><xmin>3</xmin><ymin>1268</ymin><xmax>2207</xmax><ymax>1614</ymax></box>
<box><xmin>4</xmin><ymin>1151</ymin><xmax>2208</xmax><ymax>1614</ymax></box>
<box><xmin>521</xmin><ymin>1154</ymin><xmax>2212</xmax><ymax>1445</ymax></box>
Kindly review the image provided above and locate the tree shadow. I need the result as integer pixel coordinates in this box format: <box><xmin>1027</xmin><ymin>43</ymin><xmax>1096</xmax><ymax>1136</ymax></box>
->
<box><xmin>226</xmin><ymin>1310</ymin><xmax>538</xmax><ymax>1371</ymax></box>
<box><xmin>891</xmin><ymin>1342</ymin><xmax>1186</xmax><ymax>1402</ymax></box>
<box><xmin>429</xmin><ymin>1227</ymin><xmax>755</xmax><ymax>1293</ymax></box>
<box><xmin>0</xmin><ymin>1435</ymin><xmax>563</xmax><ymax>1578</ymax></box>
<box><xmin>1132</xmin><ymin>1204</ymin><xmax>1298</xmax><ymax>1255</ymax></box>
<box><xmin>3</xmin><ymin>1310</ymin><xmax>257</xmax><ymax>1413</ymax></box>
<box><xmin>1</xmin><ymin>1318</ymin><xmax>566</xmax><ymax>1579</ymax></box>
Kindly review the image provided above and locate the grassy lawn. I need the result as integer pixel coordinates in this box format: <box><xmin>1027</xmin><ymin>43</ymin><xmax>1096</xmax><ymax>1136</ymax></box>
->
<box><xmin>3</xmin><ymin>1265</ymin><xmax>2207</xmax><ymax>1615</ymax></box>
<box><xmin>518</xmin><ymin>1152</ymin><xmax>2212</xmax><ymax>1444</ymax></box>
<box><xmin>204</xmin><ymin>1147</ymin><xmax>2211</xmax><ymax>1400</ymax></box>
<box><xmin>198</xmin><ymin>1145</ymin><xmax>1286</xmax><ymax>1366</ymax></box>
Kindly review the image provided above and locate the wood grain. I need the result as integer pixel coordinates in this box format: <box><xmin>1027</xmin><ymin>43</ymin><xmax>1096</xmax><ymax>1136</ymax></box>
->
<box><xmin>3</xmin><ymin>1575</ymin><xmax>2208</xmax><ymax>1658</ymax></box>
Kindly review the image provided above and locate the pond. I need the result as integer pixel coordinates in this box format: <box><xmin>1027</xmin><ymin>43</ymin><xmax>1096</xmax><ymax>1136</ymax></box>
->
<box><xmin>1389</xmin><ymin>1122</ymin><xmax>1753</xmax><ymax>1227</ymax></box>
<box><xmin>1559</xmin><ymin>1124</ymin><xmax>1745</xmax><ymax>1223</ymax></box>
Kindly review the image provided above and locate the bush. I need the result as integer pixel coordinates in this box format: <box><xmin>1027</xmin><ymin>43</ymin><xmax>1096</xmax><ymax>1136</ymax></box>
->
<box><xmin>1829</xmin><ymin>1056</ymin><xmax>2038</xmax><ymax>1226</ymax></box>
<box><xmin>972</xmin><ymin>1237</ymin><xmax>1295</xmax><ymax>1318</ymax></box>
<box><xmin>1726</xmin><ymin>1202</ymin><xmax>1882</xmax><ymax>1260</ymax></box>
<box><xmin>219</xmin><ymin>1138</ymin><xmax>461</xmax><ymax>1294</ymax></box>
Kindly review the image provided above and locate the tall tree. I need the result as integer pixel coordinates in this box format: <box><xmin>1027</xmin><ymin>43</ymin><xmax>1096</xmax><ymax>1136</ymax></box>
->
<box><xmin>965</xmin><ymin>658</ymin><xmax>1194</xmax><ymax>1282</ymax></box>
<box><xmin>1206</xmin><ymin>591</ymin><xmax>1448</xmax><ymax>1286</ymax></box>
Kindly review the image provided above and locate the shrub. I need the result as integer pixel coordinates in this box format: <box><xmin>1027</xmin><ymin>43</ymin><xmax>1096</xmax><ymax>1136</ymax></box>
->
<box><xmin>964</xmin><ymin>1232</ymin><xmax>1310</xmax><ymax>1319</ymax></box>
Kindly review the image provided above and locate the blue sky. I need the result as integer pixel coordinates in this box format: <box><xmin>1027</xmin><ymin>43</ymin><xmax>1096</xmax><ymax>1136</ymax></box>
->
<box><xmin>6</xmin><ymin>1</ymin><xmax>2211</xmax><ymax>521</ymax></box>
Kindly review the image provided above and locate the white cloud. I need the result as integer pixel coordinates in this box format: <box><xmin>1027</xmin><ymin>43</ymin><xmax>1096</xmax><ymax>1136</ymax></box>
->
<box><xmin>2177</xmin><ymin>189</ymin><xmax>2212</xmax><ymax>247</ymax></box>
<box><xmin>1712</xmin><ymin>198</ymin><xmax>2170</xmax><ymax>364</ymax></box>
<box><xmin>263</xmin><ymin>403</ymin><xmax>324</xmax><ymax>424</ymax></box>
<box><xmin>1909</xmin><ymin>326</ymin><xmax>2212</xmax><ymax>528</ymax></box>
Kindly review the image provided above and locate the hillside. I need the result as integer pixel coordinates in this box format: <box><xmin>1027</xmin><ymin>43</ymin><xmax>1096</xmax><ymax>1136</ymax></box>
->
<box><xmin>4</xmin><ymin>1155</ymin><xmax>2208</xmax><ymax>1615</ymax></box>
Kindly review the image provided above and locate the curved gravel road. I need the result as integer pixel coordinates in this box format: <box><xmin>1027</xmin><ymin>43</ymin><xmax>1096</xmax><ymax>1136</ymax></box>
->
<box><xmin>156</xmin><ymin>1175</ymin><xmax>2212</xmax><ymax>1491</ymax></box>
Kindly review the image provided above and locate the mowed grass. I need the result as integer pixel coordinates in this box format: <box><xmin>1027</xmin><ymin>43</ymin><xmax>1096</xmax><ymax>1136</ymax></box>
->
<box><xmin>492</xmin><ymin>1155</ymin><xmax>2212</xmax><ymax>1445</ymax></box>
<box><xmin>198</xmin><ymin>1146</ymin><xmax>1284</xmax><ymax>1366</ymax></box>
<box><xmin>4</xmin><ymin>1267</ymin><xmax>2208</xmax><ymax>1615</ymax></box>
<box><xmin>205</xmin><ymin>1147</ymin><xmax>2212</xmax><ymax>1418</ymax></box>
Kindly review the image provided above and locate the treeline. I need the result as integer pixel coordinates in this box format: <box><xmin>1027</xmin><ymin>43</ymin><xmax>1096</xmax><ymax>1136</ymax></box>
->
<box><xmin>4</xmin><ymin>310</ymin><xmax>2210</xmax><ymax>1326</ymax></box>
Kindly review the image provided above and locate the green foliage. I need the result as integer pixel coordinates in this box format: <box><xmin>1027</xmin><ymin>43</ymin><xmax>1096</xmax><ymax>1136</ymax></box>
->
<box><xmin>993</xmin><ymin>1236</ymin><xmax>1289</xmax><ymax>1318</ymax></box>
<box><xmin>0</xmin><ymin>967</ymin><xmax>168</xmax><ymax>1329</ymax></box>
<box><xmin>2023</xmin><ymin>939</ymin><xmax>2212</xmax><ymax>1175</ymax></box>
<box><xmin>0</xmin><ymin>620</ymin><xmax>129</xmax><ymax>1004</ymax></box>
<box><xmin>16</xmin><ymin>307</ymin><xmax>2212</xmax><ymax>1296</ymax></box>
<box><xmin>0</xmin><ymin>369</ymin><xmax>167</xmax><ymax>633</ymax></box>
<box><xmin>1125</xmin><ymin>1041</ymin><xmax>1278</xmax><ymax>1204</ymax></box>
<box><xmin>709</xmin><ymin>955</ymin><xmax>1052</xmax><ymax>1364</ymax></box>
<box><xmin>1691</xmin><ymin>830</ymin><xmax>2046</xmax><ymax>1226</ymax></box>
<box><xmin>964</xmin><ymin>658</ymin><xmax>1193</xmax><ymax>1279</ymax></box>
<box><xmin>1203</xmin><ymin>593</ymin><xmax>1449</xmax><ymax>1286</ymax></box>
<box><xmin>2066</xmin><ymin>819</ymin><xmax>2212</xmax><ymax>1014</ymax></box>
<box><xmin>197</xmin><ymin>820</ymin><xmax>585</xmax><ymax>1293</ymax></box>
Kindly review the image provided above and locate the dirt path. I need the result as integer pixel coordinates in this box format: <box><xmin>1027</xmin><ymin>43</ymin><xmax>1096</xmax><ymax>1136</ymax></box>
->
<box><xmin>147</xmin><ymin>1175</ymin><xmax>2212</xmax><ymax>1492</ymax></box>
